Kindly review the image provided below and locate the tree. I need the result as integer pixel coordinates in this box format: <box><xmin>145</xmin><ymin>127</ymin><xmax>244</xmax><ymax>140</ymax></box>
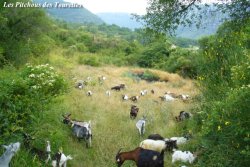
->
<box><xmin>136</xmin><ymin>0</ymin><xmax>250</xmax><ymax>34</ymax></box>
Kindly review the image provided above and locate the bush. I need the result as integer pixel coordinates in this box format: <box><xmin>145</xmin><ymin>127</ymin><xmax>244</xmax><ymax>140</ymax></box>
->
<box><xmin>0</xmin><ymin>64</ymin><xmax>67</xmax><ymax>143</ymax></box>
<box><xmin>83</xmin><ymin>57</ymin><xmax>101</xmax><ymax>67</ymax></box>
<box><xmin>140</xmin><ymin>70</ymin><xmax>160</xmax><ymax>82</ymax></box>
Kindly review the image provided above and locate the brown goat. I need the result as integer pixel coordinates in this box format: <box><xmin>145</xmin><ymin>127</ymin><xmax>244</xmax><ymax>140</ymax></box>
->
<box><xmin>116</xmin><ymin>147</ymin><xmax>164</xmax><ymax>167</ymax></box>
<box><xmin>130</xmin><ymin>105</ymin><xmax>139</xmax><ymax>119</ymax></box>
<box><xmin>116</xmin><ymin>147</ymin><xmax>141</xmax><ymax>167</ymax></box>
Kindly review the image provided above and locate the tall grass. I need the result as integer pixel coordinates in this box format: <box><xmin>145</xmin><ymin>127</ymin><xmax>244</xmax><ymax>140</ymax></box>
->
<box><xmin>9</xmin><ymin>63</ymin><xmax>198</xmax><ymax>167</ymax></box>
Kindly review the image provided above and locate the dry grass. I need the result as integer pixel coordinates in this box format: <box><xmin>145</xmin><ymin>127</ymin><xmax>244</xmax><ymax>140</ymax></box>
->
<box><xmin>47</xmin><ymin>65</ymin><xmax>198</xmax><ymax>167</ymax></box>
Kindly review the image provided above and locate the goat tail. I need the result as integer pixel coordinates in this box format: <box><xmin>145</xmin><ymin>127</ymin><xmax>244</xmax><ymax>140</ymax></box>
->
<box><xmin>141</xmin><ymin>122</ymin><xmax>145</xmax><ymax>136</ymax></box>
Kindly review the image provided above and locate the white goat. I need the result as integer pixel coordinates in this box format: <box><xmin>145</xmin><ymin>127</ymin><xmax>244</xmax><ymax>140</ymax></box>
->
<box><xmin>163</xmin><ymin>94</ymin><xmax>175</xmax><ymax>101</ymax></box>
<box><xmin>52</xmin><ymin>152</ymin><xmax>73</xmax><ymax>167</ymax></box>
<box><xmin>136</xmin><ymin>117</ymin><xmax>146</xmax><ymax>136</ymax></box>
<box><xmin>105</xmin><ymin>90</ymin><xmax>111</xmax><ymax>96</ymax></box>
<box><xmin>170</xmin><ymin>137</ymin><xmax>188</xmax><ymax>145</ymax></box>
<box><xmin>139</xmin><ymin>139</ymin><xmax>166</xmax><ymax>153</ymax></box>
<box><xmin>0</xmin><ymin>142</ymin><xmax>21</xmax><ymax>167</ymax></box>
<box><xmin>172</xmin><ymin>150</ymin><xmax>196</xmax><ymax>164</ymax></box>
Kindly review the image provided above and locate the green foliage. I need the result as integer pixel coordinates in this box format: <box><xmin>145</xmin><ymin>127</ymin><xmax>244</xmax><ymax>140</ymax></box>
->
<box><xmin>78</xmin><ymin>55</ymin><xmax>101</xmax><ymax>67</ymax></box>
<box><xmin>0</xmin><ymin>64</ymin><xmax>67</xmax><ymax>143</ymax></box>
<box><xmin>193</xmin><ymin>20</ymin><xmax>250</xmax><ymax>166</ymax></box>
<box><xmin>140</xmin><ymin>70</ymin><xmax>160</xmax><ymax>82</ymax></box>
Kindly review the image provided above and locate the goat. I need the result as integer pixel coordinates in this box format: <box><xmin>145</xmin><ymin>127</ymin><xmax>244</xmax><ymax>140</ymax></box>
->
<box><xmin>165</xmin><ymin>91</ymin><xmax>179</xmax><ymax>98</ymax></box>
<box><xmin>71</xmin><ymin>121</ymin><xmax>92</xmax><ymax>148</ymax></box>
<box><xmin>0</xmin><ymin>142</ymin><xmax>20</xmax><ymax>167</ymax></box>
<box><xmin>175</xmin><ymin>111</ymin><xmax>191</xmax><ymax>122</ymax></box>
<box><xmin>151</xmin><ymin>89</ymin><xmax>155</xmax><ymax>94</ymax></box>
<box><xmin>170</xmin><ymin>136</ymin><xmax>190</xmax><ymax>146</ymax></box>
<box><xmin>147</xmin><ymin>134</ymin><xmax>164</xmax><ymax>141</ymax></box>
<box><xmin>159</xmin><ymin>94</ymin><xmax>175</xmax><ymax>101</ymax></box>
<box><xmin>111</xmin><ymin>84</ymin><xmax>126</xmax><ymax>91</ymax></box>
<box><xmin>106</xmin><ymin>90</ymin><xmax>111</xmax><ymax>96</ymax></box>
<box><xmin>87</xmin><ymin>90</ymin><xmax>93</xmax><ymax>96</ymax></box>
<box><xmin>98</xmin><ymin>76</ymin><xmax>106</xmax><ymax>84</ymax></box>
<box><xmin>115</xmin><ymin>147</ymin><xmax>164</xmax><ymax>167</ymax></box>
<box><xmin>23</xmin><ymin>133</ymin><xmax>51</xmax><ymax>163</ymax></box>
<box><xmin>139</xmin><ymin>139</ymin><xmax>177</xmax><ymax>153</ymax></box>
<box><xmin>140</xmin><ymin>90</ymin><xmax>148</xmax><ymax>96</ymax></box>
<box><xmin>122</xmin><ymin>94</ymin><xmax>129</xmax><ymax>100</ymax></box>
<box><xmin>130</xmin><ymin>105</ymin><xmax>139</xmax><ymax>119</ymax></box>
<box><xmin>136</xmin><ymin>117</ymin><xmax>146</xmax><ymax>136</ymax></box>
<box><xmin>52</xmin><ymin>151</ymin><xmax>73</xmax><ymax>167</ymax></box>
<box><xmin>62</xmin><ymin>114</ymin><xmax>92</xmax><ymax>148</ymax></box>
<box><xmin>178</xmin><ymin>94</ymin><xmax>190</xmax><ymax>101</ymax></box>
<box><xmin>75</xmin><ymin>80</ymin><xmax>84</xmax><ymax>89</ymax></box>
<box><xmin>172</xmin><ymin>150</ymin><xmax>197</xmax><ymax>164</ymax></box>
<box><xmin>130</xmin><ymin>96</ymin><xmax>140</xmax><ymax>102</ymax></box>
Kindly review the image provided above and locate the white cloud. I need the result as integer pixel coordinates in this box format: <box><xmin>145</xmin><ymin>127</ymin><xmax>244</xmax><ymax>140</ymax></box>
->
<box><xmin>64</xmin><ymin>0</ymin><xmax>147</xmax><ymax>14</ymax></box>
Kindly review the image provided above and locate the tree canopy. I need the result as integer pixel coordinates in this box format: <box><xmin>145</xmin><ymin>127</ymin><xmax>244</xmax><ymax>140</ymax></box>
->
<box><xmin>137</xmin><ymin>0</ymin><xmax>250</xmax><ymax>34</ymax></box>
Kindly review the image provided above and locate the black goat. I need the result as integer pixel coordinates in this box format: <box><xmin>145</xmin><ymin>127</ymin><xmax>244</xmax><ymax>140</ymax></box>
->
<box><xmin>111</xmin><ymin>84</ymin><xmax>125</xmax><ymax>91</ymax></box>
<box><xmin>147</xmin><ymin>134</ymin><xmax>164</xmax><ymax>141</ymax></box>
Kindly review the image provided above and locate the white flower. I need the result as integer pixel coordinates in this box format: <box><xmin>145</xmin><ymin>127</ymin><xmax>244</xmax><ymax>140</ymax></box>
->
<box><xmin>29</xmin><ymin>74</ymin><xmax>35</xmax><ymax>78</ymax></box>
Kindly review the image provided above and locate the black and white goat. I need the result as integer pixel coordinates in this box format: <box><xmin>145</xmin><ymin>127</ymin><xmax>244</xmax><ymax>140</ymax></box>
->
<box><xmin>0</xmin><ymin>142</ymin><xmax>20</xmax><ymax>167</ymax></box>
<box><xmin>87</xmin><ymin>90</ymin><xmax>93</xmax><ymax>96</ymax></box>
<box><xmin>122</xmin><ymin>94</ymin><xmax>129</xmax><ymax>100</ymax></box>
<box><xmin>136</xmin><ymin>117</ymin><xmax>146</xmax><ymax>136</ymax></box>
<box><xmin>52</xmin><ymin>151</ymin><xmax>73</xmax><ymax>167</ymax></box>
<box><xmin>62</xmin><ymin>114</ymin><xmax>92</xmax><ymax>148</ymax></box>
<box><xmin>175</xmin><ymin>111</ymin><xmax>192</xmax><ymax>122</ymax></box>
<box><xmin>130</xmin><ymin>96</ymin><xmax>140</xmax><ymax>102</ymax></box>
<box><xmin>75</xmin><ymin>80</ymin><xmax>84</xmax><ymax>89</ymax></box>
<box><xmin>23</xmin><ymin>133</ymin><xmax>51</xmax><ymax>163</ymax></box>
<box><xmin>140</xmin><ymin>90</ymin><xmax>148</xmax><ymax>96</ymax></box>
<box><xmin>130</xmin><ymin>105</ymin><xmax>139</xmax><ymax>119</ymax></box>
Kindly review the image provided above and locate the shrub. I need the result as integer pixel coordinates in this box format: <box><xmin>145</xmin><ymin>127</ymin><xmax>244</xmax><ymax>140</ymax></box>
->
<box><xmin>82</xmin><ymin>57</ymin><xmax>101</xmax><ymax>67</ymax></box>
<box><xmin>0</xmin><ymin>64</ymin><xmax>67</xmax><ymax>143</ymax></box>
<box><xmin>140</xmin><ymin>70</ymin><xmax>160</xmax><ymax>82</ymax></box>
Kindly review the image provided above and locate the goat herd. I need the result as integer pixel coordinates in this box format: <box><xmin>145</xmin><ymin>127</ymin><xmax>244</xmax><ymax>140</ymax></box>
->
<box><xmin>0</xmin><ymin>75</ymin><xmax>200</xmax><ymax>167</ymax></box>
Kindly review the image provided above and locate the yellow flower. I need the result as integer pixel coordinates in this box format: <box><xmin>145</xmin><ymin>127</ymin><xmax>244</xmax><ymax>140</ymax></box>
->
<box><xmin>225</xmin><ymin>121</ymin><xmax>230</xmax><ymax>125</ymax></box>
<box><xmin>218</xmin><ymin>126</ymin><xmax>221</xmax><ymax>131</ymax></box>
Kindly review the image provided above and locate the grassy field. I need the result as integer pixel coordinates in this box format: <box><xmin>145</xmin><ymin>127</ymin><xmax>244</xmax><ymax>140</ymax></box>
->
<box><xmin>11</xmin><ymin>53</ymin><xmax>199</xmax><ymax>167</ymax></box>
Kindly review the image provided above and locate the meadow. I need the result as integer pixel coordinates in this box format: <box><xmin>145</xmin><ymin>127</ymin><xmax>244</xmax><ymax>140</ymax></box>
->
<box><xmin>10</xmin><ymin>53</ymin><xmax>199</xmax><ymax>167</ymax></box>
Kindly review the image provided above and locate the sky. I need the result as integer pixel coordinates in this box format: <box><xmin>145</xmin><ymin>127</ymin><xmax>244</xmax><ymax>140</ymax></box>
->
<box><xmin>64</xmin><ymin>0</ymin><xmax>148</xmax><ymax>14</ymax></box>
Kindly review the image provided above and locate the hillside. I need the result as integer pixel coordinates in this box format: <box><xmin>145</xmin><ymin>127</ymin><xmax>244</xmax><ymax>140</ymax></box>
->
<box><xmin>97</xmin><ymin>12</ymin><xmax>142</xmax><ymax>30</ymax></box>
<box><xmin>34</xmin><ymin>0</ymin><xmax>104</xmax><ymax>24</ymax></box>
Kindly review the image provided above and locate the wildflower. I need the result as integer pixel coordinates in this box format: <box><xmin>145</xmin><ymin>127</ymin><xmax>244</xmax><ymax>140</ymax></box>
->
<box><xmin>218</xmin><ymin>125</ymin><xmax>221</xmax><ymax>131</ymax></box>
<box><xmin>29</xmin><ymin>74</ymin><xmax>35</xmax><ymax>78</ymax></box>
<box><xmin>225</xmin><ymin>121</ymin><xmax>230</xmax><ymax>125</ymax></box>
